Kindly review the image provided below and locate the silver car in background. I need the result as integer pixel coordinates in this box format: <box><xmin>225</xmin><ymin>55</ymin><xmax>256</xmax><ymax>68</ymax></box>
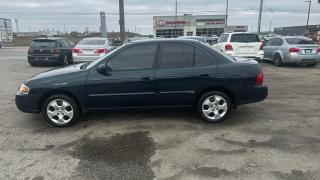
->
<box><xmin>72</xmin><ymin>38</ymin><xmax>113</xmax><ymax>62</ymax></box>
<box><xmin>263</xmin><ymin>36</ymin><xmax>320</xmax><ymax>66</ymax></box>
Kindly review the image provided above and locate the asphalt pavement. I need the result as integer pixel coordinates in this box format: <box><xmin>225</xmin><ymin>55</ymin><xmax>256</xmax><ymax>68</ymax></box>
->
<box><xmin>0</xmin><ymin>46</ymin><xmax>320</xmax><ymax>180</ymax></box>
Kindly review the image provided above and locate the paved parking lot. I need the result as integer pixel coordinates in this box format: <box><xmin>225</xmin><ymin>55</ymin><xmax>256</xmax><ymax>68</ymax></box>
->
<box><xmin>0</xmin><ymin>46</ymin><xmax>320</xmax><ymax>180</ymax></box>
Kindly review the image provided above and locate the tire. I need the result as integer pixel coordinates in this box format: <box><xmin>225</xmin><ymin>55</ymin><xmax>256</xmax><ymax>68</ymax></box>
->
<box><xmin>28</xmin><ymin>62</ymin><xmax>37</xmax><ymax>66</ymax></box>
<box><xmin>273</xmin><ymin>54</ymin><xmax>283</xmax><ymax>66</ymax></box>
<box><xmin>60</xmin><ymin>55</ymin><xmax>69</xmax><ymax>66</ymax></box>
<box><xmin>197</xmin><ymin>91</ymin><xmax>231</xmax><ymax>123</ymax></box>
<box><xmin>42</xmin><ymin>94</ymin><xmax>80</xmax><ymax>127</ymax></box>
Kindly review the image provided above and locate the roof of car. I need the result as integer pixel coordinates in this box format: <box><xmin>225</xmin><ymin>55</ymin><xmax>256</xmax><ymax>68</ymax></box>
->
<box><xmin>33</xmin><ymin>37</ymin><xmax>66</xmax><ymax>40</ymax></box>
<box><xmin>223</xmin><ymin>32</ymin><xmax>258</xmax><ymax>35</ymax></box>
<box><xmin>131</xmin><ymin>38</ymin><xmax>203</xmax><ymax>44</ymax></box>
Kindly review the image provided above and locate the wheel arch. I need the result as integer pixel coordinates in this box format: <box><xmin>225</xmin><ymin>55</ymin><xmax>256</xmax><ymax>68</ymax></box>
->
<box><xmin>194</xmin><ymin>87</ymin><xmax>236</xmax><ymax>108</ymax></box>
<box><xmin>37</xmin><ymin>90</ymin><xmax>83</xmax><ymax>114</ymax></box>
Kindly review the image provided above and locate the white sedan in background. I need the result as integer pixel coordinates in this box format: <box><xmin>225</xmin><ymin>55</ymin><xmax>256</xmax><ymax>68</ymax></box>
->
<box><xmin>213</xmin><ymin>32</ymin><xmax>264</xmax><ymax>62</ymax></box>
<box><xmin>72</xmin><ymin>38</ymin><xmax>113</xmax><ymax>63</ymax></box>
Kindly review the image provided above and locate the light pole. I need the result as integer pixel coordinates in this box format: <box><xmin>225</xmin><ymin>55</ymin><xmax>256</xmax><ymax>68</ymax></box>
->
<box><xmin>257</xmin><ymin>0</ymin><xmax>264</xmax><ymax>34</ymax></box>
<box><xmin>306</xmin><ymin>0</ymin><xmax>312</xmax><ymax>35</ymax></box>
<box><xmin>226</xmin><ymin>0</ymin><xmax>229</xmax><ymax>30</ymax></box>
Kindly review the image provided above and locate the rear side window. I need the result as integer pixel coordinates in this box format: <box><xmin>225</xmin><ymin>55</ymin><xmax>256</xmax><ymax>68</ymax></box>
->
<box><xmin>108</xmin><ymin>44</ymin><xmax>158</xmax><ymax>70</ymax></box>
<box><xmin>160</xmin><ymin>43</ymin><xmax>194</xmax><ymax>68</ymax></box>
<box><xmin>195</xmin><ymin>48</ymin><xmax>214</xmax><ymax>67</ymax></box>
<box><xmin>285</xmin><ymin>38</ymin><xmax>315</xmax><ymax>45</ymax></box>
<box><xmin>230</xmin><ymin>34</ymin><xmax>260</xmax><ymax>43</ymax></box>
<box><xmin>218</xmin><ymin>34</ymin><xmax>229</xmax><ymax>43</ymax></box>
<box><xmin>31</xmin><ymin>40</ymin><xmax>56</xmax><ymax>48</ymax></box>
<box><xmin>78</xmin><ymin>39</ymin><xmax>106</xmax><ymax>45</ymax></box>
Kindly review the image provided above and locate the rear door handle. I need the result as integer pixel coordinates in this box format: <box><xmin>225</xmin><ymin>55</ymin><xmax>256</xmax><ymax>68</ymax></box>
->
<box><xmin>142</xmin><ymin>77</ymin><xmax>154</xmax><ymax>81</ymax></box>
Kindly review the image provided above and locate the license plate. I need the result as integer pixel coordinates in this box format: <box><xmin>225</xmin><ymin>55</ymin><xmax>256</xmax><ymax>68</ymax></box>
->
<box><xmin>83</xmin><ymin>50</ymin><xmax>94</xmax><ymax>55</ymax></box>
<box><xmin>305</xmin><ymin>49</ymin><xmax>312</xmax><ymax>53</ymax></box>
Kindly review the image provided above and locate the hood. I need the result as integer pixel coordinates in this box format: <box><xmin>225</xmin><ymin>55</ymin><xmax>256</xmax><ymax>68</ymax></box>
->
<box><xmin>29</xmin><ymin>64</ymin><xmax>84</xmax><ymax>81</ymax></box>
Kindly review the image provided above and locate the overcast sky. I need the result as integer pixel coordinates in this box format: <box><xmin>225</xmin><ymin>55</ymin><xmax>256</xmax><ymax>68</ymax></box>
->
<box><xmin>0</xmin><ymin>0</ymin><xmax>320</xmax><ymax>34</ymax></box>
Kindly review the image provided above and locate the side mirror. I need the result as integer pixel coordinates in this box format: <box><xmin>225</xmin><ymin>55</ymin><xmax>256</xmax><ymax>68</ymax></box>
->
<box><xmin>96</xmin><ymin>63</ymin><xmax>112</xmax><ymax>76</ymax></box>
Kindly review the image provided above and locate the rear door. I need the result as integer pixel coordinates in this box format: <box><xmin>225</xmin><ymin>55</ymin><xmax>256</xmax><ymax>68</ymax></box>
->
<box><xmin>230</xmin><ymin>34</ymin><xmax>261</xmax><ymax>55</ymax></box>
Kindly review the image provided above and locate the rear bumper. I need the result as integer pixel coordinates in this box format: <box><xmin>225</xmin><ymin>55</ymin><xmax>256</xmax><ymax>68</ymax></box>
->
<box><xmin>15</xmin><ymin>92</ymin><xmax>41</xmax><ymax>113</ymax></box>
<box><xmin>72</xmin><ymin>54</ymin><xmax>105</xmax><ymax>63</ymax></box>
<box><xmin>284</xmin><ymin>53</ymin><xmax>320</xmax><ymax>65</ymax></box>
<box><xmin>229</xmin><ymin>52</ymin><xmax>264</xmax><ymax>61</ymax></box>
<box><xmin>236</xmin><ymin>85</ymin><xmax>268</xmax><ymax>105</ymax></box>
<box><xmin>28</xmin><ymin>54</ymin><xmax>62</xmax><ymax>64</ymax></box>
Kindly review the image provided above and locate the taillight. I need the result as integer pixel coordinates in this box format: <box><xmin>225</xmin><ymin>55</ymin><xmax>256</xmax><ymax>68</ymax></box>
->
<box><xmin>259</xmin><ymin>43</ymin><xmax>264</xmax><ymax>50</ymax></box>
<box><xmin>51</xmin><ymin>48</ymin><xmax>61</xmax><ymax>53</ymax></box>
<box><xmin>225</xmin><ymin>44</ymin><xmax>233</xmax><ymax>51</ymax></box>
<box><xmin>95</xmin><ymin>48</ymin><xmax>108</xmax><ymax>54</ymax></box>
<box><xmin>256</xmin><ymin>69</ymin><xmax>264</xmax><ymax>86</ymax></box>
<box><xmin>317</xmin><ymin>47</ymin><xmax>320</xmax><ymax>53</ymax></box>
<box><xmin>72</xmin><ymin>48</ymin><xmax>81</xmax><ymax>54</ymax></box>
<box><xmin>289</xmin><ymin>47</ymin><xmax>300</xmax><ymax>53</ymax></box>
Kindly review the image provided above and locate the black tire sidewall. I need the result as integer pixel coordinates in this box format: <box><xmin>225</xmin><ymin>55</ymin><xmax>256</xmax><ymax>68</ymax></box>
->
<box><xmin>197</xmin><ymin>91</ymin><xmax>231</xmax><ymax>123</ymax></box>
<box><xmin>42</xmin><ymin>94</ymin><xmax>79</xmax><ymax>127</ymax></box>
<box><xmin>274</xmin><ymin>54</ymin><xmax>282</xmax><ymax>66</ymax></box>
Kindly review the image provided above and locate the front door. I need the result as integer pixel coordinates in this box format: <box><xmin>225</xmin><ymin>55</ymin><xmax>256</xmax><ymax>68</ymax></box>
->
<box><xmin>85</xmin><ymin>43</ymin><xmax>159</xmax><ymax>109</ymax></box>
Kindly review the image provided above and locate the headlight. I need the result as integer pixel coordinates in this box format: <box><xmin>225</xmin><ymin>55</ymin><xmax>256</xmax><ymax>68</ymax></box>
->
<box><xmin>18</xmin><ymin>84</ymin><xmax>30</xmax><ymax>94</ymax></box>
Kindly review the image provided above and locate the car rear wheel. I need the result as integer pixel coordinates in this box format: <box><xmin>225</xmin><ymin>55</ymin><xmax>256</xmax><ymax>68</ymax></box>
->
<box><xmin>42</xmin><ymin>95</ymin><xmax>79</xmax><ymax>127</ymax></box>
<box><xmin>273</xmin><ymin>54</ymin><xmax>283</xmax><ymax>66</ymax></box>
<box><xmin>197</xmin><ymin>91</ymin><xmax>231</xmax><ymax>123</ymax></box>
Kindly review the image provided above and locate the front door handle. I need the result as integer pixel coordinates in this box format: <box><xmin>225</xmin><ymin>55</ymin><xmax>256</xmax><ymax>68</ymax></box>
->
<box><xmin>142</xmin><ymin>77</ymin><xmax>153</xmax><ymax>81</ymax></box>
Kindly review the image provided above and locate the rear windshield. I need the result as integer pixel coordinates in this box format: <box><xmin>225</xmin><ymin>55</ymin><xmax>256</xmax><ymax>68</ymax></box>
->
<box><xmin>78</xmin><ymin>39</ymin><xmax>106</xmax><ymax>45</ymax></box>
<box><xmin>230</xmin><ymin>34</ymin><xmax>260</xmax><ymax>43</ymax></box>
<box><xmin>31</xmin><ymin>40</ymin><xmax>56</xmax><ymax>47</ymax></box>
<box><xmin>285</xmin><ymin>38</ymin><xmax>315</xmax><ymax>45</ymax></box>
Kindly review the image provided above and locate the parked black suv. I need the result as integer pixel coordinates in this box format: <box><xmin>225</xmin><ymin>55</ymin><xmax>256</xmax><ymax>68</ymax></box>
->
<box><xmin>27</xmin><ymin>37</ymin><xmax>75</xmax><ymax>66</ymax></box>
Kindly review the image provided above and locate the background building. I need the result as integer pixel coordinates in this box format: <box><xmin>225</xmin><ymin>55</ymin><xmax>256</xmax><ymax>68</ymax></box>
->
<box><xmin>274</xmin><ymin>25</ymin><xmax>320</xmax><ymax>36</ymax></box>
<box><xmin>227</xmin><ymin>25</ymin><xmax>248</xmax><ymax>32</ymax></box>
<box><xmin>0</xmin><ymin>18</ymin><xmax>14</xmax><ymax>44</ymax></box>
<box><xmin>153</xmin><ymin>14</ymin><xmax>226</xmax><ymax>38</ymax></box>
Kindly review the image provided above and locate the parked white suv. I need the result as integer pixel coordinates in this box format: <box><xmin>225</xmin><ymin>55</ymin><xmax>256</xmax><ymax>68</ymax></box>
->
<box><xmin>213</xmin><ymin>32</ymin><xmax>264</xmax><ymax>61</ymax></box>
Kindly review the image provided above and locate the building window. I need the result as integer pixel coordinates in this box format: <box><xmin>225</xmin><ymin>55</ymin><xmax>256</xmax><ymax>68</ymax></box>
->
<box><xmin>196</xmin><ymin>28</ymin><xmax>225</xmax><ymax>36</ymax></box>
<box><xmin>156</xmin><ymin>29</ymin><xmax>184</xmax><ymax>38</ymax></box>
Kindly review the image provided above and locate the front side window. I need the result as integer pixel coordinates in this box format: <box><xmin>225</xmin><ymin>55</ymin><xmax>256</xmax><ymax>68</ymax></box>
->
<box><xmin>160</xmin><ymin>43</ymin><xmax>194</xmax><ymax>69</ymax></box>
<box><xmin>108</xmin><ymin>44</ymin><xmax>158</xmax><ymax>71</ymax></box>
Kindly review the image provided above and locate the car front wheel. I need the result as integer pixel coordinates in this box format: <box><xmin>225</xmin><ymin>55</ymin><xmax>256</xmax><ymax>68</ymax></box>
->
<box><xmin>197</xmin><ymin>91</ymin><xmax>231</xmax><ymax>123</ymax></box>
<box><xmin>42</xmin><ymin>95</ymin><xmax>79</xmax><ymax>127</ymax></box>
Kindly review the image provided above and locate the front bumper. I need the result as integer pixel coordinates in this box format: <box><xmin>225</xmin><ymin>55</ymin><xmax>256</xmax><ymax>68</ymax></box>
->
<box><xmin>15</xmin><ymin>92</ymin><xmax>41</xmax><ymax>113</ymax></box>
<box><xmin>236</xmin><ymin>85</ymin><xmax>268</xmax><ymax>105</ymax></box>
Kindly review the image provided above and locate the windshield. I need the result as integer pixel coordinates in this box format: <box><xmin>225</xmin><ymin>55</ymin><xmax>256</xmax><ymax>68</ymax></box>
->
<box><xmin>31</xmin><ymin>40</ymin><xmax>56</xmax><ymax>47</ymax></box>
<box><xmin>285</xmin><ymin>38</ymin><xmax>315</xmax><ymax>45</ymax></box>
<box><xmin>230</xmin><ymin>34</ymin><xmax>260</xmax><ymax>43</ymax></box>
<box><xmin>78</xmin><ymin>39</ymin><xmax>107</xmax><ymax>45</ymax></box>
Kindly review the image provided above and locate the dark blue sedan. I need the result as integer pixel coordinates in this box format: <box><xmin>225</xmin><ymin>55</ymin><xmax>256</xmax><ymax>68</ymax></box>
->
<box><xmin>16</xmin><ymin>39</ymin><xmax>268</xmax><ymax>127</ymax></box>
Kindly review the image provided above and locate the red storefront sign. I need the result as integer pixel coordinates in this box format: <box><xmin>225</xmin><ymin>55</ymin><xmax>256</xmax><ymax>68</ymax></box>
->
<box><xmin>155</xmin><ymin>20</ymin><xmax>187</xmax><ymax>26</ymax></box>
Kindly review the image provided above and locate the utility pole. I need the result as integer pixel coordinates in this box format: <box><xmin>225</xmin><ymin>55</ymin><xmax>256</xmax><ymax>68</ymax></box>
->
<box><xmin>100</xmin><ymin>11</ymin><xmax>107</xmax><ymax>38</ymax></box>
<box><xmin>174</xmin><ymin>0</ymin><xmax>178</xmax><ymax>37</ymax></box>
<box><xmin>269</xmin><ymin>20</ymin><xmax>272</xmax><ymax>33</ymax></box>
<box><xmin>306</xmin><ymin>0</ymin><xmax>312</xmax><ymax>35</ymax></box>
<box><xmin>257</xmin><ymin>0</ymin><xmax>264</xmax><ymax>34</ymax></box>
<box><xmin>15</xmin><ymin>19</ymin><xmax>19</xmax><ymax>33</ymax></box>
<box><xmin>226</xmin><ymin>0</ymin><xmax>229</xmax><ymax>31</ymax></box>
<box><xmin>119</xmin><ymin>0</ymin><xmax>125</xmax><ymax>43</ymax></box>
